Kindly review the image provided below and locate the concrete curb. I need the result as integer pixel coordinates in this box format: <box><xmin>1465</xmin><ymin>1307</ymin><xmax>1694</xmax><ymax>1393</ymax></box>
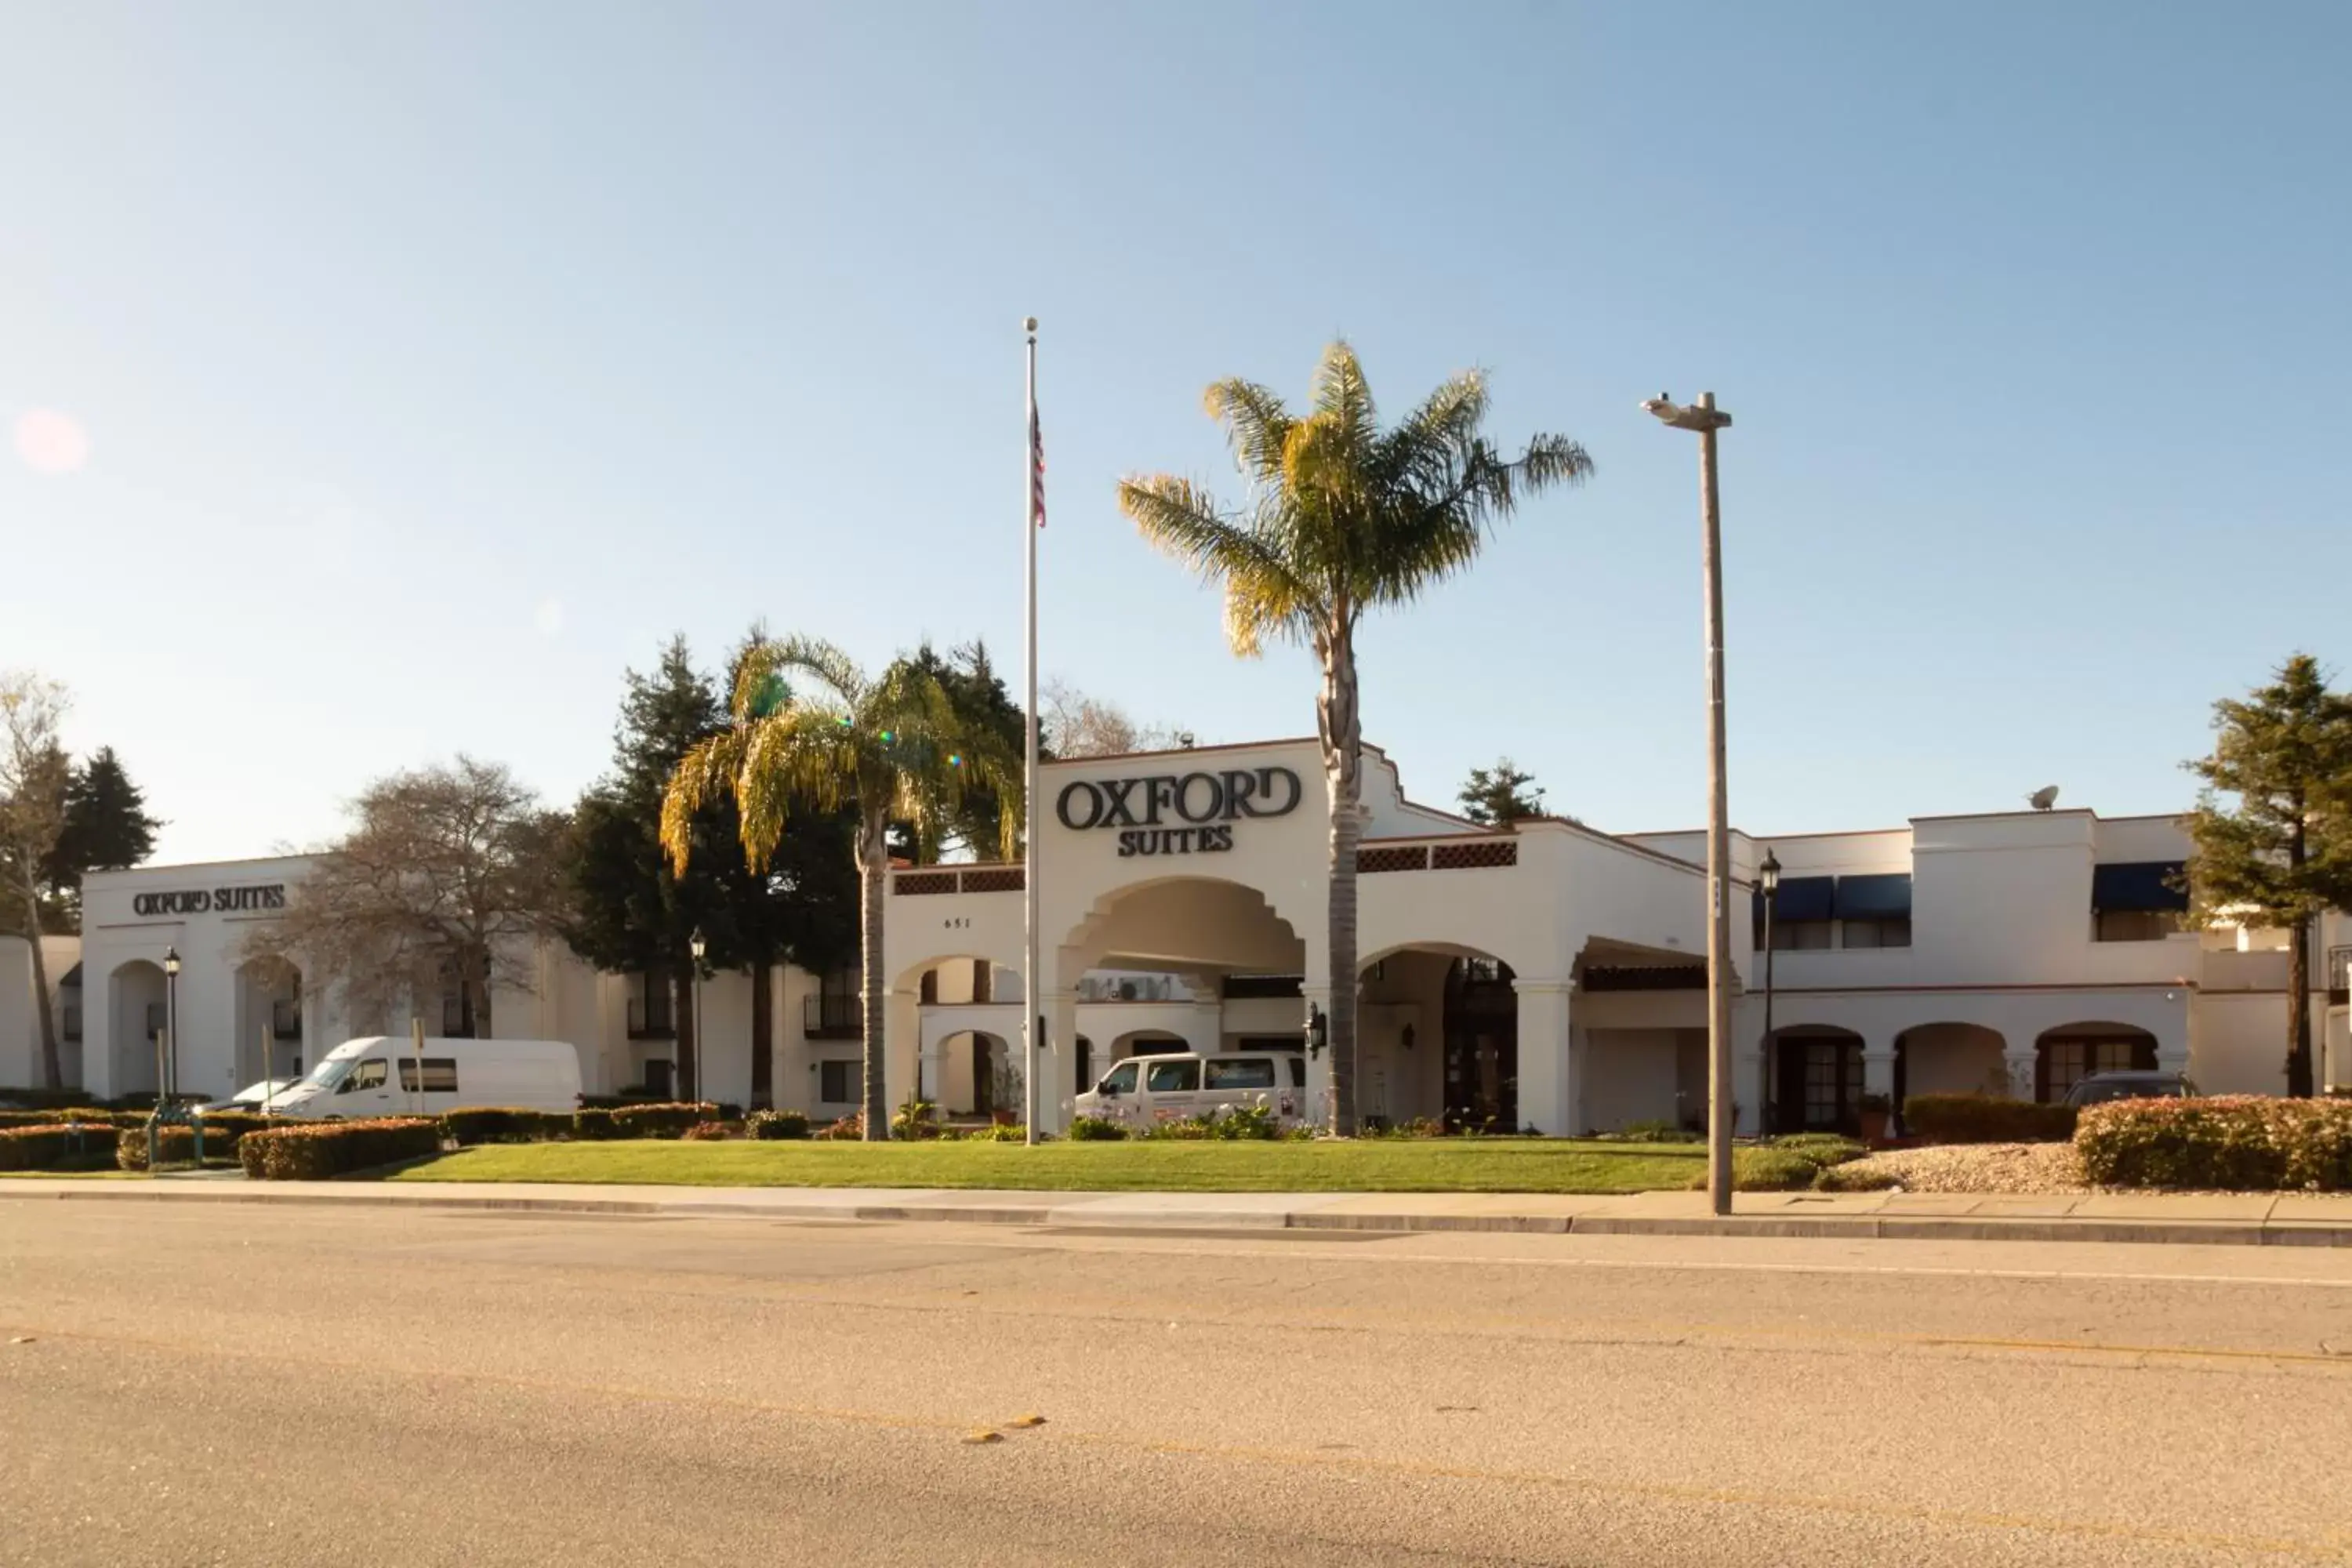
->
<box><xmin>7</xmin><ymin>1181</ymin><xmax>2350</xmax><ymax>1247</ymax></box>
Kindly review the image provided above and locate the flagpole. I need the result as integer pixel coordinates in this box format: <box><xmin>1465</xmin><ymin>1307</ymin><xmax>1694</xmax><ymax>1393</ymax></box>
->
<box><xmin>1022</xmin><ymin>316</ymin><xmax>1043</xmax><ymax>1146</ymax></box>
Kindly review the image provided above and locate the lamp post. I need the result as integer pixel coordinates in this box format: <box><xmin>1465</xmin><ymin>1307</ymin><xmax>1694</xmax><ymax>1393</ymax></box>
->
<box><xmin>1758</xmin><ymin>847</ymin><xmax>1781</xmax><ymax>1137</ymax></box>
<box><xmin>1643</xmin><ymin>390</ymin><xmax>1735</xmax><ymax>1214</ymax></box>
<box><xmin>162</xmin><ymin>946</ymin><xmax>183</xmax><ymax>1102</ymax></box>
<box><xmin>688</xmin><ymin>928</ymin><xmax>707</xmax><ymax>1106</ymax></box>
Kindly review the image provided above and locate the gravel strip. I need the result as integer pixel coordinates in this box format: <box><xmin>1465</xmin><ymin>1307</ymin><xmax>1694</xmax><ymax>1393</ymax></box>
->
<box><xmin>1840</xmin><ymin>1142</ymin><xmax>2086</xmax><ymax>1194</ymax></box>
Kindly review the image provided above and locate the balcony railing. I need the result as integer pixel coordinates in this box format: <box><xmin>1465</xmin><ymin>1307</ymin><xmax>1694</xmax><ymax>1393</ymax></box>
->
<box><xmin>1076</xmin><ymin>975</ymin><xmax>1185</xmax><ymax>1003</ymax></box>
<box><xmin>627</xmin><ymin>996</ymin><xmax>675</xmax><ymax>1040</ymax></box>
<box><xmin>804</xmin><ymin>993</ymin><xmax>860</xmax><ymax>1038</ymax></box>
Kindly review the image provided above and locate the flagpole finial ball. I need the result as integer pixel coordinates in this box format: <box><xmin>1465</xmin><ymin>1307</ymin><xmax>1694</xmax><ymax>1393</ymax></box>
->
<box><xmin>1023</xmin><ymin>316</ymin><xmax>1038</xmax><ymax>333</ymax></box>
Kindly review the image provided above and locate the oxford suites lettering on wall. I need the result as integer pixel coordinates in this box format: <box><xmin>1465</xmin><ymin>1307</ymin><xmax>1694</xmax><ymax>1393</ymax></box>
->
<box><xmin>1055</xmin><ymin>767</ymin><xmax>1304</xmax><ymax>857</ymax></box>
<box><xmin>131</xmin><ymin>884</ymin><xmax>287</xmax><ymax>918</ymax></box>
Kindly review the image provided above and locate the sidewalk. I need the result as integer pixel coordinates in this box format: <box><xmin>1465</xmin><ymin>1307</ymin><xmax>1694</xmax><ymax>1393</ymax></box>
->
<box><xmin>6</xmin><ymin>1177</ymin><xmax>2352</xmax><ymax>1247</ymax></box>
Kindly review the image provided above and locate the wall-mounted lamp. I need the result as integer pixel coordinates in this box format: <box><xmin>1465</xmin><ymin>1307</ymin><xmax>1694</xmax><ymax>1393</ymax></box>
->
<box><xmin>1305</xmin><ymin>1003</ymin><xmax>1328</xmax><ymax>1059</ymax></box>
<box><xmin>1400</xmin><ymin>1023</ymin><xmax>1417</xmax><ymax>1052</ymax></box>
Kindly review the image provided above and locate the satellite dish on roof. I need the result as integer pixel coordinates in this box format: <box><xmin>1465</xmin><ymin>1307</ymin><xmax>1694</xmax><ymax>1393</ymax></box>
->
<box><xmin>2027</xmin><ymin>785</ymin><xmax>2060</xmax><ymax>811</ymax></box>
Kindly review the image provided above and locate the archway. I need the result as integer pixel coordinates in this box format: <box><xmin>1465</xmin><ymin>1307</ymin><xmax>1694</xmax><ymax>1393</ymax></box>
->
<box><xmin>2034</xmin><ymin>1022</ymin><xmax>2156</xmax><ymax>1102</ymax></box>
<box><xmin>935</xmin><ymin>1029</ymin><xmax>1017</xmax><ymax>1120</ymax></box>
<box><xmin>1894</xmin><ymin>1022</ymin><xmax>2006</xmax><ymax>1104</ymax></box>
<box><xmin>234</xmin><ymin>957</ymin><xmax>303</xmax><ymax>1091</ymax></box>
<box><xmin>1769</xmin><ymin>1025</ymin><xmax>1865</xmax><ymax>1134</ymax></box>
<box><xmin>1357</xmin><ymin>945</ymin><xmax>1517</xmax><ymax>1131</ymax></box>
<box><xmin>107</xmin><ymin>960</ymin><xmax>168</xmax><ymax>1098</ymax></box>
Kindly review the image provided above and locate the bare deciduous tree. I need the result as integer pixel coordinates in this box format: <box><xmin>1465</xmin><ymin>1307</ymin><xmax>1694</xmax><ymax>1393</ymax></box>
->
<box><xmin>0</xmin><ymin>673</ymin><xmax>72</xmax><ymax>1087</ymax></box>
<box><xmin>249</xmin><ymin>757</ymin><xmax>569</xmax><ymax>1036</ymax></box>
<box><xmin>1041</xmin><ymin>678</ymin><xmax>1193</xmax><ymax>759</ymax></box>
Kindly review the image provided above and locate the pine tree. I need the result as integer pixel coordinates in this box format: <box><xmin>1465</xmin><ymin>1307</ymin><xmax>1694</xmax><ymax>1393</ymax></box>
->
<box><xmin>2183</xmin><ymin>654</ymin><xmax>2352</xmax><ymax>1098</ymax></box>
<box><xmin>1458</xmin><ymin>758</ymin><xmax>1547</xmax><ymax>828</ymax></box>
<box><xmin>41</xmin><ymin>746</ymin><xmax>162</xmax><ymax>927</ymax></box>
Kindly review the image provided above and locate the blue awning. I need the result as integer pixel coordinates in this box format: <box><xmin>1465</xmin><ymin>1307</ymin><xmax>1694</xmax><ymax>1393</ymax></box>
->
<box><xmin>1835</xmin><ymin>873</ymin><xmax>1911</xmax><ymax>920</ymax></box>
<box><xmin>1766</xmin><ymin>875</ymin><xmax>1835</xmax><ymax>923</ymax></box>
<box><xmin>2092</xmin><ymin>861</ymin><xmax>2187</xmax><ymax>913</ymax></box>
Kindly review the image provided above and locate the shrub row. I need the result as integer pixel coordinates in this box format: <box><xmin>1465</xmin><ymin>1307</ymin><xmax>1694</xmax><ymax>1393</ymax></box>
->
<box><xmin>0</xmin><ymin>1122</ymin><xmax>118</xmax><ymax>1171</ymax></box>
<box><xmin>746</xmin><ymin>1109</ymin><xmax>811</xmax><ymax>1141</ymax></box>
<box><xmin>2075</xmin><ymin>1097</ymin><xmax>2352</xmax><ymax>1190</ymax></box>
<box><xmin>1903</xmin><ymin>1094</ymin><xmax>2077</xmax><ymax>1145</ymax></box>
<box><xmin>440</xmin><ymin>1107</ymin><xmax>578</xmax><ymax>1146</ymax></box>
<box><xmin>238</xmin><ymin>1118</ymin><xmax>443</xmax><ymax>1181</ymax></box>
<box><xmin>571</xmin><ymin>1102</ymin><xmax>720</xmax><ymax>1140</ymax></box>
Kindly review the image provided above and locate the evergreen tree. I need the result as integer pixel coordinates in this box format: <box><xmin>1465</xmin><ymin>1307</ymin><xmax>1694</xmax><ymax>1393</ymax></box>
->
<box><xmin>41</xmin><ymin>746</ymin><xmax>162</xmax><ymax>927</ymax></box>
<box><xmin>1458</xmin><ymin>757</ymin><xmax>1546</xmax><ymax>828</ymax></box>
<box><xmin>2183</xmin><ymin>653</ymin><xmax>2352</xmax><ymax>1098</ymax></box>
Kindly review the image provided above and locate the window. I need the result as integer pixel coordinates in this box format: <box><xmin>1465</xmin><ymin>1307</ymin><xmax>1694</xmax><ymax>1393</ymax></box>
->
<box><xmin>1841</xmin><ymin>917</ymin><xmax>1911</xmax><ymax>949</ymax></box>
<box><xmin>1288</xmin><ymin>1057</ymin><xmax>1306</xmax><ymax>1088</ymax></box>
<box><xmin>2096</xmin><ymin>909</ymin><xmax>2180</xmax><ymax>942</ymax></box>
<box><xmin>270</xmin><ymin>996</ymin><xmax>303</xmax><ymax>1040</ymax></box>
<box><xmin>336</xmin><ymin>1058</ymin><xmax>388</xmax><ymax>1095</ymax></box>
<box><xmin>1770</xmin><ymin>920</ymin><xmax>1834</xmax><ymax>951</ymax></box>
<box><xmin>1204</xmin><ymin>1058</ymin><xmax>1276</xmax><ymax>1091</ymax></box>
<box><xmin>1101</xmin><ymin>1062</ymin><xmax>1141</xmax><ymax>1095</ymax></box>
<box><xmin>2039</xmin><ymin>1037</ymin><xmax>2154</xmax><ymax>1102</ymax></box>
<box><xmin>1145</xmin><ymin>1060</ymin><xmax>1200</xmax><ymax>1093</ymax></box>
<box><xmin>396</xmin><ymin>1058</ymin><xmax>459</xmax><ymax>1094</ymax></box>
<box><xmin>818</xmin><ymin>1060</ymin><xmax>857</xmax><ymax>1104</ymax></box>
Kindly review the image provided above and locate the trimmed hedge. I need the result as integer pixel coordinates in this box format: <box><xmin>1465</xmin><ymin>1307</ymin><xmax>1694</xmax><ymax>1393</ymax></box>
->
<box><xmin>0</xmin><ymin>1122</ymin><xmax>118</xmax><ymax>1171</ymax></box>
<box><xmin>2075</xmin><ymin>1096</ymin><xmax>2352</xmax><ymax>1190</ymax></box>
<box><xmin>1904</xmin><ymin>1094</ymin><xmax>2077</xmax><ymax>1145</ymax></box>
<box><xmin>238</xmin><ymin>1118</ymin><xmax>443</xmax><ymax>1181</ymax></box>
<box><xmin>608</xmin><ymin>1102</ymin><xmax>717</xmax><ymax>1138</ymax></box>
<box><xmin>117</xmin><ymin>1124</ymin><xmax>252</xmax><ymax>1171</ymax></box>
<box><xmin>441</xmin><ymin>1108</ymin><xmax>574</xmax><ymax>1146</ymax></box>
<box><xmin>746</xmin><ymin>1110</ymin><xmax>810</xmax><ymax>1141</ymax></box>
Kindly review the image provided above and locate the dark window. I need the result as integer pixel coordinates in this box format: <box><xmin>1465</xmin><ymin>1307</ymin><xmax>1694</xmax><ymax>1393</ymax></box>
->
<box><xmin>337</xmin><ymin>1059</ymin><xmax>387</xmax><ymax>1095</ymax></box>
<box><xmin>270</xmin><ymin>996</ymin><xmax>303</xmax><ymax>1040</ymax></box>
<box><xmin>1204</xmin><ymin>1058</ymin><xmax>1276</xmax><ymax>1090</ymax></box>
<box><xmin>641</xmin><ymin>1058</ymin><xmax>673</xmax><ymax>1098</ymax></box>
<box><xmin>145</xmin><ymin>1001</ymin><xmax>166</xmax><ymax>1037</ymax></box>
<box><xmin>818</xmin><ymin>1060</ymin><xmax>857</xmax><ymax>1104</ymax></box>
<box><xmin>397</xmin><ymin>1058</ymin><xmax>459</xmax><ymax>1094</ymax></box>
<box><xmin>1101</xmin><ymin>1062</ymin><xmax>1141</xmax><ymax>1095</ymax></box>
<box><xmin>629</xmin><ymin>974</ymin><xmax>675</xmax><ymax>1038</ymax></box>
<box><xmin>1771</xmin><ymin>920</ymin><xmax>1835</xmax><ymax>951</ymax></box>
<box><xmin>1841</xmin><ymin>917</ymin><xmax>1911</xmax><ymax>949</ymax></box>
<box><xmin>2096</xmin><ymin>909</ymin><xmax>2180</xmax><ymax>942</ymax></box>
<box><xmin>1288</xmin><ymin>1057</ymin><xmax>1306</xmax><ymax>1088</ymax></box>
<box><xmin>2038</xmin><ymin>1036</ymin><xmax>2156</xmax><ymax>1102</ymax></box>
<box><xmin>1145</xmin><ymin>1060</ymin><xmax>1200</xmax><ymax>1093</ymax></box>
<box><xmin>1222</xmin><ymin>975</ymin><xmax>1305</xmax><ymax>1000</ymax></box>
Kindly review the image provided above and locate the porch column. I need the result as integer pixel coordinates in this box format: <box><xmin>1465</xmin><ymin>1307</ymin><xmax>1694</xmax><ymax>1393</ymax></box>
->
<box><xmin>1862</xmin><ymin>1041</ymin><xmax>1898</xmax><ymax>1116</ymax></box>
<box><xmin>1301</xmin><ymin>983</ymin><xmax>1332</xmax><ymax>1127</ymax></box>
<box><xmin>1515</xmin><ymin>982</ymin><xmax>1573</xmax><ymax>1136</ymax></box>
<box><xmin>916</xmin><ymin>1012</ymin><xmax>946</xmax><ymax>1109</ymax></box>
<box><xmin>1040</xmin><ymin>989</ymin><xmax>1078</xmax><ymax>1134</ymax></box>
<box><xmin>884</xmin><ymin>987</ymin><xmax>920</xmax><ymax>1113</ymax></box>
<box><xmin>1564</xmin><ymin>1022</ymin><xmax>1588</xmax><ymax>1136</ymax></box>
<box><xmin>2002</xmin><ymin>1044</ymin><xmax>2038</xmax><ymax>1102</ymax></box>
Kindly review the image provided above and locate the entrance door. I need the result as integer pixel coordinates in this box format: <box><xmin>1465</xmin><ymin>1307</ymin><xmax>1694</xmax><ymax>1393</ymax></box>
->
<box><xmin>971</xmin><ymin>1035</ymin><xmax>993</xmax><ymax>1117</ymax></box>
<box><xmin>1773</xmin><ymin>1036</ymin><xmax>1860</xmax><ymax>1134</ymax></box>
<box><xmin>1443</xmin><ymin>959</ymin><xmax>1518</xmax><ymax>1132</ymax></box>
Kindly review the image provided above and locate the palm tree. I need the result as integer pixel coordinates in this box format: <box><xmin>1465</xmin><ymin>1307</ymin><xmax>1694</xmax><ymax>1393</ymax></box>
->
<box><xmin>1118</xmin><ymin>341</ymin><xmax>1592</xmax><ymax>1134</ymax></box>
<box><xmin>661</xmin><ymin>636</ymin><xmax>1019</xmax><ymax>1140</ymax></box>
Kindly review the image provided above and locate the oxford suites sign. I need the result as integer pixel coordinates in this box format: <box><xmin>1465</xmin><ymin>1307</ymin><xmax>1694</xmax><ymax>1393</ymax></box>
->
<box><xmin>132</xmin><ymin>884</ymin><xmax>287</xmax><ymax>917</ymax></box>
<box><xmin>1055</xmin><ymin>766</ymin><xmax>1304</xmax><ymax>857</ymax></box>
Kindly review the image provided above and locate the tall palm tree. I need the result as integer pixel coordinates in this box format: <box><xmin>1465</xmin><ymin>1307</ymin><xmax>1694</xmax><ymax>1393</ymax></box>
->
<box><xmin>661</xmin><ymin>636</ymin><xmax>1019</xmax><ymax>1140</ymax></box>
<box><xmin>1119</xmin><ymin>342</ymin><xmax>1592</xmax><ymax>1135</ymax></box>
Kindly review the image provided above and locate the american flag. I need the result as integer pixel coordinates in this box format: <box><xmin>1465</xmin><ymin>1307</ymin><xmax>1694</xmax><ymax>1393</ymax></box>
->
<box><xmin>1028</xmin><ymin>395</ymin><xmax>1046</xmax><ymax>528</ymax></box>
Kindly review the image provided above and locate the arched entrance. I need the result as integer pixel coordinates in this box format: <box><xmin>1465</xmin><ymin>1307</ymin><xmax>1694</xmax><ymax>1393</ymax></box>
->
<box><xmin>1894</xmin><ymin>1022</ymin><xmax>2006</xmax><ymax>1104</ymax></box>
<box><xmin>1354</xmin><ymin>944</ymin><xmax>1519</xmax><ymax>1131</ymax></box>
<box><xmin>1443</xmin><ymin>957</ymin><xmax>1517</xmax><ymax>1132</ymax></box>
<box><xmin>2035</xmin><ymin>1022</ymin><xmax>2156</xmax><ymax>1102</ymax></box>
<box><xmin>936</xmin><ymin>1029</ymin><xmax>1017</xmax><ymax>1120</ymax></box>
<box><xmin>107</xmin><ymin>960</ymin><xmax>168</xmax><ymax>1097</ymax></box>
<box><xmin>234</xmin><ymin>957</ymin><xmax>303</xmax><ymax>1090</ymax></box>
<box><xmin>1770</xmin><ymin>1025</ymin><xmax>1865</xmax><ymax>1134</ymax></box>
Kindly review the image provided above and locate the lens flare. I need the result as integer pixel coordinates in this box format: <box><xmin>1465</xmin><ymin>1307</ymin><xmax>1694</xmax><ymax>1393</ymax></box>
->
<box><xmin>13</xmin><ymin>409</ymin><xmax>91</xmax><ymax>475</ymax></box>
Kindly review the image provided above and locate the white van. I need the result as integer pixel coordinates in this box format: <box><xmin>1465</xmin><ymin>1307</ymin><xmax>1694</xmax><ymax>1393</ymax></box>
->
<box><xmin>264</xmin><ymin>1036</ymin><xmax>583</xmax><ymax>1120</ymax></box>
<box><xmin>1074</xmin><ymin>1049</ymin><xmax>1308</xmax><ymax>1128</ymax></box>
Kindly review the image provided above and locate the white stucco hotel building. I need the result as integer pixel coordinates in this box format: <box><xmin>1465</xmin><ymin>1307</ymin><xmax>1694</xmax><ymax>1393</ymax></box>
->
<box><xmin>5</xmin><ymin>736</ymin><xmax>2347</xmax><ymax>1131</ymax></box>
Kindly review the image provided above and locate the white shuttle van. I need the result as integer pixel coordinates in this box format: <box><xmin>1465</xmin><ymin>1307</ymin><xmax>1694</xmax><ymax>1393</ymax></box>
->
<box><xmin>263</xmin><ymin>1036</ymin><xmax>583</xmax><ymax>1119</ymax></box>
<box><xmin>1073</xmin><ymin>1048</ymin><xmax>1308</xmax><ymax>1127</ymax></box>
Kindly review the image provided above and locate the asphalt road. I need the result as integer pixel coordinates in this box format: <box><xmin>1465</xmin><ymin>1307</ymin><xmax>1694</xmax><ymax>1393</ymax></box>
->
<box><xmin>4</xmin><ymin>1200</ymin><xmax>2351</xmax><ymax>1566</ymax></box>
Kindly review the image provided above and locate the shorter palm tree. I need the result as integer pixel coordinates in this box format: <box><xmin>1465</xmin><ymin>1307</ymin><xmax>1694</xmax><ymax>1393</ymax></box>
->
<box><xmin>662</xmin><ymin>636</ymin><xmax>1019</xmax><ymax>1139</ymax></box>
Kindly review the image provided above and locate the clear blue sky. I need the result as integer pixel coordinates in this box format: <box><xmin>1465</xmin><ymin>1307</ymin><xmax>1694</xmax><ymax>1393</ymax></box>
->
<box><xmin>4</xmin><ymin>2</ymin><xmax>2346</xmax><ymax>863</ymax></box>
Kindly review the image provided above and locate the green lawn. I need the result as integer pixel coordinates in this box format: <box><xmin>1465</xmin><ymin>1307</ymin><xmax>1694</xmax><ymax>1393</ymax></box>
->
<box><xmin>390</xmin><ymin>1138</ymin><xmax>1714</xmax><ymax>1194</ymax></box>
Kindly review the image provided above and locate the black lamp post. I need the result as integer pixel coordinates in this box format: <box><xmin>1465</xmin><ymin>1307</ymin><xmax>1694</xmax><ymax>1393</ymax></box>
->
<box><xmin>162</xmin><ymin>946</ymin><xmax>183</xmax><ymax>1102</ymax></box>
<box><xmin>1757</xmin><ymin>849</ymin><xmax>1780</xmax><ymax>1136</ymax></box>
<box><xmin>1305</xmin><ymin>1002</ymin><xmax>1328</xmax><ymax>1060</ymax></box>
<box><xmin>688</xmin><ymin>928</ymin><xmax>707</xmax><ymax>1105</ymax></box>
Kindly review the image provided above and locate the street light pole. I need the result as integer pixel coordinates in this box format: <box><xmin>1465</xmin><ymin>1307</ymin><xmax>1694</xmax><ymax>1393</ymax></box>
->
<box><xmin>162</xmin><ymin>946</ymin><xmax>182</xmax><ymax>1103</ymax></box>
<box><xmin>688</xmin><ymin>929</ymin><xmax>707</xmax><ymax>1107</ymax></box>
<box><xmin>1759</xmin><ymin>847</ymin><xmax>1781</xmax><ymax>1138</ymax></box>
<box><xmin>1643</xmin><ymin>391</ymin><xmax>1736</xmax><ymax>1214</ymax></box>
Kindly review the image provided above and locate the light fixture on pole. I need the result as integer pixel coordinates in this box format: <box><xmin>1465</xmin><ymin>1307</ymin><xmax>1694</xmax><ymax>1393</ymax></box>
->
<box><xmin>1305</xmin><ymin>1002</ymin><xmax>1329</xmax><ymax>1061</ymax></box>
<box><xmin>162</xmin><ymin>946</ymin><xmax>183</xmax><ymax>1102</ymax></box>
<box><xmin>1643</xmin><ymin>390</ymin><xmax>1736</xmax><ymax>1215</ymax></box>
<box><xmin>1758</xmin><ymin>847</ymin><xmax>1781</xmax><ymax>1137</ymax></box>
<box><xmin>688</xmin><ymin>928</ymin><xmax>707</xmax><ymax>1106</ymax></box>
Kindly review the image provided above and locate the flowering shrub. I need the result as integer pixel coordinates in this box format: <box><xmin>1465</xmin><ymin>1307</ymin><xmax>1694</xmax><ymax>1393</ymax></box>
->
<box><xmin>237</xmin><ymin>1118</ymin><xmax>442</xmax><ymax>1180</ymax></box>
<box><xmin>1904</xmin><ymin>1094</ymin><xmax>2077</xmax><ymax>1145</ymax></box>
<box><xmin>1066</xmin><ymin>1116</ymin><xmax>1128</xmax><ymax>1142</ymax></box>
<box><xmin>681</xmin><ymin>1120</ymin><xmax>736</xmax><ymax>1142</ymax></box>
<box><xmin>608</xmin><ymin>1102</ymin><xmax>719</xmax><ymax>1139</ymax></box>
<box><xmin>968</xmin><ymin>1121</ymin><xmax>1030</xmax><ymax>1142</ymax></box>
<box><xmin>813</xmin><ymin>1113</ymin><xmax>864</xmax><ymax>1141</ymax></box>
<box><xmin>116</xmin><ymin>1123</ymin><xmax>254</xmax><ymax>1171</ymax></box>
<box><xmin>440</xmin><ymin>1108</ymin><xmax>572</xmax><ymax>1146</ymax></box>
<box><xmin>890</xmin><ymin>1100</ymin><xmax>943</xmax><ymax>1139</ymax></box>
<box><xmin>2074</xmin><ymin>1096</ymin><xmax>2352</xmax><ymax>1190</ymax></box>
<box><xmin>746</xmin><ymin>1109</ymin><xmax>811</xmax><ymax>1141</ymax></box>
